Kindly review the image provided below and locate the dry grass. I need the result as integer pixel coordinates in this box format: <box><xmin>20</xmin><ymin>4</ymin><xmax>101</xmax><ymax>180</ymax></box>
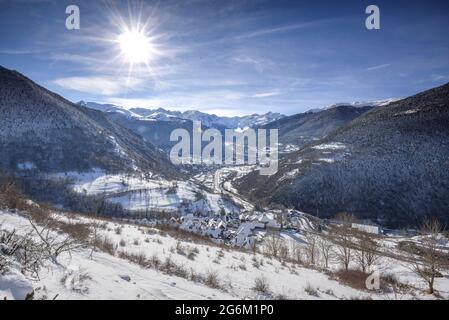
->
<box><xmin>204</xmin><ymin>270</ymin><xmax>221</xmax><ymax>289</ymax></box>
<box><xmin>92</xmin><ymin>236</ymin><xmax>116</xmax><ymax>256</ymax></box>
<box><xmin>57</xmin><ymin>222</ymin><xmax>91</xmax><ymax>242</ymax></box>
<box><xmin>149</xmin><ymin>253</ymin><xmax>161</xmax><ymax>270</ymax></box>
<box><xmin>117</xmin><ymin>251</ymin><xmax>148</xmax><ymax>268</ymax></box>
<box><xmin>157</xmin><ymin>224</ymin><xmax>215</xmax><ymax>245</ymax></box>
<box><xmin>333</xmin><ymin>269</ymin><xmax>369</xmax><ymax>291</ymax></box>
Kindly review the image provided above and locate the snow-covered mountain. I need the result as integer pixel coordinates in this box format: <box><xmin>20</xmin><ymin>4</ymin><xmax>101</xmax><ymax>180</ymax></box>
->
<box><xmin>307</xmin><ymin>99</ymin><xmax>399</xmax><ymax>113</ymax></box>
<box><xmin>236</xmin><ymin>82</ymin><xmax>449</xmax><ymax>227</ymax></box>
<box><xmin>81</xmin><ymin>102</ymin><xmax>285</xmax><ymax>129</ymax></box>
<box><xmin>0</xmin><ymin>66</ymin><xmax>178</xmax><ymax>177</ymax></box>
<box><xmin>78</xmin><ymin>101</ymin><xmax>144</xmax><ymax>118</ymax></box>
<box><xmin>262</xmin><ymin>105</ymin><xmax>374</xmax><ymax>151</ymax></box>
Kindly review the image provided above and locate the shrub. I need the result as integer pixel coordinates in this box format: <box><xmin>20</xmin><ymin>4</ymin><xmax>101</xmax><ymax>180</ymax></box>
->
<box><xmin>149</xmin><ymin>253</ymin><xmax>161</xmax><ymax>270</ymax></box>
<box><xmin>187</xmin><ymin>249</ymin><xmax>197</xmax><ymax>261</ymax></box>
<box><xmin>176</xmin><ymin>241</ymin><xmax>186</xmax><ymax>256</ymax></box>
<box><xmin>253</xmin><ymin>276</ymin><xmax>270</xmax><ymax>294</ymax></box>
<box><xmin>189</xmin><ymin>268</ymin><xmax>202</xmax><ymax>282</ymax></box>
<box><xmin>0</xmin><ymin>227</ymin><xmax>44</xmax><ymax>279</ymax></box>
<box><xmin>160</xmin><ymin>257</ymin><xmax>188</xmax><ymax>278</ymax></box>
<box><xmin>118</xmin><ymin>251</ymin><xmax>148</xmax><ymax>268</ymax></box>
<box><xmin>324</xmin><ymin>289</ymin><xmax>335</xmax><ymax>296</ymax></box>
<box><xmin>60</xmin><ymin>270</ymin><xmax>91</xmax><ymax>294</ymax></box>
<box><xmin>217</xmin><ymin>249</ymin><xmax>225</xmax><ymax>259</ymax></box>
<box><xmin>304</xmin><ymin>283</ymin><xmax>319</xmax><ymax>297</ymax></box>
<box><xmin>205</xmin><ymin>270</ymin><xmax>221</xmax><ymax>289</ymax></box>
<box><xmin>94</xmin><ymin>236</ymin><xmax>116</xmax><ymax>256</ymax></box>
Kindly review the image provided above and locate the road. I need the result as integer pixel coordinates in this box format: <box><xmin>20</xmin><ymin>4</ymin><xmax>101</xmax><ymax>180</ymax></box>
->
<box><xmin>213</xmin><ymin>168</ymin><xmax>254</xmax><ymax>211</ymax></box>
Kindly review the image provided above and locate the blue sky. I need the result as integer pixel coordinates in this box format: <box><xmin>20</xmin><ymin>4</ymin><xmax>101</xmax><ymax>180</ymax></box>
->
<box><xmin>1</xmin><ymin>0</ymin><xmax>448</xmax><ymax>116</ymax></box>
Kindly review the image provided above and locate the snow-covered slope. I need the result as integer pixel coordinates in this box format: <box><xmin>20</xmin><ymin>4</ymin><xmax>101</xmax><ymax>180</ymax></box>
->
<box><xmin>78</xmin><ymin>101</ymin><xmax>143</xmax><ymax>118</ymax></box>
<box><xmin>237</xmin><ymin>82</ymin><xmax>449</xmax><ymax>227</ymax></box>
<box><xmin>0</xmin><ymin>66</ymin><xmax>178</xmax><ymax>177</ymax></box>
<box><xmin>50</xmin><ymin>169</ymin><xmax>241</xmax><ymax>215</ymax></box>
<box><xmin>307</xmin><ymin>99</ymin><xmax>400</xmax><ymax>113</ymax></box>
<box><xmin>2</xmin><ymin>209</ymin><xmax>448</xmax><ymax>300</ymax></box>
<box><xmin>262</xmin><ymin>105</ymin><xmax>374</xmax><ymax>152</ymax></box>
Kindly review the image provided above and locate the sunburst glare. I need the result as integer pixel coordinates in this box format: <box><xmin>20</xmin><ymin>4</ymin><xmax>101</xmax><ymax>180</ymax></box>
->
<box><xmin>118</xmin><ymin>30</ymin><xmax>156</xmax><ymax>64</ymax></box>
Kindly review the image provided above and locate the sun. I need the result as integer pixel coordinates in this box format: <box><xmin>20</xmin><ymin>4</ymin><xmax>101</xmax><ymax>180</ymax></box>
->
<box><xmin>118</xmin><ymin>30</ymin><xmax>155</xmax><ymax>64</ymax></box>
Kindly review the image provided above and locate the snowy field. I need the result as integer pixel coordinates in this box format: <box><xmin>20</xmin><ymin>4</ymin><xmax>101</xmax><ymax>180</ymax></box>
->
<box><xmin>51</xmin><ymin>170</ymin><xmax>241</xmax><ymax>215</ymax></box>
<box><xmin>1</xmin><ymin>209</ymin><xmax>448</xmax><ymax>300</ymax></box>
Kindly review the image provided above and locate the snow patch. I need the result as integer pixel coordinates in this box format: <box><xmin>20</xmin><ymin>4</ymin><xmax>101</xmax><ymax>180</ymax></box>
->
<box><xmin>312</xmin><ymin>142</ymin><xmax>347</xmax><ymax>151</ymax></box>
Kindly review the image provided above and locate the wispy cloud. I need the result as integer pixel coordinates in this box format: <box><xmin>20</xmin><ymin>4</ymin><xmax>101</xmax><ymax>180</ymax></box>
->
<box><xmin>252</xmin><ymin>91</ymin><xmax>281</xmax><ymax>98</ymax></box>
<box><xmin>0</xmin><ymin>49</ymin><xmax>34</xmax><ymax>55</ymax></box>
<box><xmin>50</xmin><ymin>53</ymin><xmax>106</xmax><ymax>66</ymax></box>
<box><xmin>233</xmin><ymin>56</ymin><xmax>270</xmax><ymax>73</ymax></box>
<box><xmin>366</xmin><ymin>63</ymin><xmax>391</xmax><ymax>71</ymax></box>
<box><xmin>233</xmin><ymin>19</ymin><xmax>335</xmax><ymax>40</ymax></box>
<box><xmin>430</xmin><ymin>74</ymin><xmax>449</xmax><ymax>82</ymax></box>
<box><xmin>52</xmin><ymin>76</ymin><xmax>147</xmax><ymax>96</ymax></box>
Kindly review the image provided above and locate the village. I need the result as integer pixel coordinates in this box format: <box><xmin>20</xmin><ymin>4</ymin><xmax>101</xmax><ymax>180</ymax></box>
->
<box><xmin>164</xmin><ymin>208</ymin><xmax>382</xmax><ymax>249</ymax></box>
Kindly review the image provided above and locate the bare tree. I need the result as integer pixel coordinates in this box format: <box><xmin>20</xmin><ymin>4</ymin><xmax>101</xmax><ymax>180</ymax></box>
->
<box><xmin>89</xmin><ymin>222</ymin><xmax>100</xmax><ymax>259</ymax></box>
<box><xmin>289</xmin><ymin>239</ymin><xmax>302</xmax><ymax>264</ymax></box>
<box><xmin>408</xmin><ymin>219</ymin><xmax>448</xmax><ymax>294</ymax></box>
<box><xmin>0</xmin><ymin>176</ymin><xmax>24</xmax><ymax>210</ymax></box>
<box><xmin>330</xmin><ymin>213</ymin><xmax>356</xmax><ymax>271</ymax></box>
<box><xmin>353</xmin><ymin>232</ymin><xmax>380</xmax><ymax>273</ymax></box>
<box><xmin>275</xmin><ymin>210</ymin><xmax>286</xmax><ymax>229</ymax></box>
<box><xmin>279</xmin><ymin>242</ymin><xmax>289</xmax><ymax>261</ymax></box>
<box><xmin>318</xmin><ymin>237</ymin><xmax>334</xmax><ymax>269</ymax></box>
<box><xmin>263</xmin><ymin>230</ymin><xmax>283</xmax><ymax>258</ymax></box>
<box><xmin>331</xmin><ymin>225</ymin><xmax>354</xmax><ymax>271</ymax></box>
<box><xmin>304</xmin><ymin>232</ymin><xmax>319</xmax><ymax>265</ymax></box>
<box><xmin>249</xmin><ymin>238</ymin><xmax>258</xmax><ymax>255</ymax></box>
<box><xmin>28</xmin><ymin>218</ymin><xmax>80</xmax><ymax>264</ymax></box>
<box><xmin>94</xmin><ymin>194</ymin><xmax>108</xmax><ymax>216</ymax></box>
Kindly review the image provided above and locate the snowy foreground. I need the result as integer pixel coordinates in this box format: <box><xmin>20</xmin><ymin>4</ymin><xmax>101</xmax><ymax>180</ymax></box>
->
<box><xmin>1</xmin><ymin>208</ymin><xmax>448</xmax><ymax>300</ymax></box>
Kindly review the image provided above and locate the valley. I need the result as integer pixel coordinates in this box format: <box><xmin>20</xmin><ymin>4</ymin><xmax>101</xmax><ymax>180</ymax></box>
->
<box><xmin>1</xmin><ymin>65</ymin><xmax>448</xmax><ymax>300</ymax></box>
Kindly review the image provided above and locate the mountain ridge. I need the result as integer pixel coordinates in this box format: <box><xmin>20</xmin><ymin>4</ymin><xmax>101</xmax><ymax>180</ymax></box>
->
<box><xmin>80</xmin><ymin>101</ymin><xmax>285</xmax><ymax>129</ymax></box>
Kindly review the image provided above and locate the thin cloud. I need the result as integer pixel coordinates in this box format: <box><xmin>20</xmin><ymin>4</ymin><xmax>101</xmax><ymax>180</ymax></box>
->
<box><xmin>233</xmin><ymin>19</ymin><xmax>336</xmax><ymax>40</ymax></box>
<box><xmin>52</xmin><ymin>76</ymin><xmax>147</xmax><ymax>96</ymax></box>
<box><xmin>366</xmin><ymin>63</ymin><xmax>391</xmax><ymax>71</ymax></box>
<box><xmin>233</xmin><ymin>56</ymin><xmax>269</xmax><ymax>73</ymax></box>
<box><xmin>431</xmin><ymin>74</ymin><xmax>449</xmax><ymax>82</ymax></box>
<box><xmin>0</xmin><ymin>49</ymin><xmax>34</xmax><ymax>55</ymax></box>
<box><xmin>253</xmin><ymin>91</ymin><xmax>281</xmax><ymax>98</ymax></box>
